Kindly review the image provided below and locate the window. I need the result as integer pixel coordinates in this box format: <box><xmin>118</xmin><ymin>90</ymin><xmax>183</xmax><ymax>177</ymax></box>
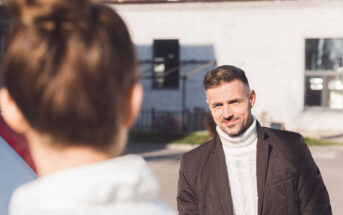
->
<box><xmin>153</xmin><ymin>39</ymin><xmax>180</xmax><ymax>89</ymax></box>
<box><xmin>305</xmin><ymin>39</ymin><xmax>343</xmax><ymax>109</ymax></box>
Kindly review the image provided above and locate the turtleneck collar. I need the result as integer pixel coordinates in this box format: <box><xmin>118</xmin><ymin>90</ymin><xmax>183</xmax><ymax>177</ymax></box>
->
<box><xmin>216</xmin><ymin>115</ymin><xmax>257</xmax><ymax>149</ymax></box>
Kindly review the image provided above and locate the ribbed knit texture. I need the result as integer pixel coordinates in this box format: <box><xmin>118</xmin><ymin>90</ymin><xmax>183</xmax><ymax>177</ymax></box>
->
<box><xmin>217</xmin><ymin>116</ymin><xmax>258</xmax><ymax>215</ymax></box>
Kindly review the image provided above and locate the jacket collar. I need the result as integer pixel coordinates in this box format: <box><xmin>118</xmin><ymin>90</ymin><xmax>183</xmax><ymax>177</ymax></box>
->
<box><xmin>211</xmin><ymin>121</ymin><xmax>271</xmax><ymax>215</ymax></box>
<box><xmin>256</xmin><ymin>122</ymin><xmax>272</xmax><ymax>215</ymax></box>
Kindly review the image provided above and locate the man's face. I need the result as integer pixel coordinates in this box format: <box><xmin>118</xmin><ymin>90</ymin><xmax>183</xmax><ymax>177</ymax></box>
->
<box><xmin>206</xmin><ymin>80</ymin><xmax>256</xmax><ymax>137</ymax></box>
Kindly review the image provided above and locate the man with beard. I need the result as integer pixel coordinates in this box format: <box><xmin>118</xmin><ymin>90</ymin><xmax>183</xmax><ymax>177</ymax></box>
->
<box><xmin>177</xmin><ymin>65</ymin><xmax>332</xmax><ymax>215</ymax></box>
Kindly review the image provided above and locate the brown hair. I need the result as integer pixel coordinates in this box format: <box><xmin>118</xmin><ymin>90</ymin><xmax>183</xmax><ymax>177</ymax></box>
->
<box><xmin>203</xmin><ymin>65</ymin><xmax>250</xmax><ymax>90</ymax></box>
<box><xmin>2</xmin><ymin>0</ymin><xmax>138</xmax><ymax>151</ymax></box>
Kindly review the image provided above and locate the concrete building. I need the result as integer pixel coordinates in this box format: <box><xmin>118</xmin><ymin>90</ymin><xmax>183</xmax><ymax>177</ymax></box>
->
<box><xmin>106</xmin><ymin>0</ymin><xmax>343</xmax><ymax>135</ymax></box>
<box><xmin>1</xmin><ymin>0</ymin><xmax>343</xmax><ymax>135</ymax></box>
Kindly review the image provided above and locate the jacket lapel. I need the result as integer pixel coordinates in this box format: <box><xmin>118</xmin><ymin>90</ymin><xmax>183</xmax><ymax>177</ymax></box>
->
<box><xmin>256</xmin><ymin>123</ymin><xmax>272</xmax><ymax>215</ymax></box>
<box><xmin>211</xmin><ymin>135</ymin><xmax>234</xmax><ymax>215</ymax></box>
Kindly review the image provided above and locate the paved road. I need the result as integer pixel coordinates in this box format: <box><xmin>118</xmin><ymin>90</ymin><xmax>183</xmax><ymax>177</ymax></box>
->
<box><xmin>125</xmin><ymin>143</ymin><xmax>343</xmax><ymax>214</ymax></box>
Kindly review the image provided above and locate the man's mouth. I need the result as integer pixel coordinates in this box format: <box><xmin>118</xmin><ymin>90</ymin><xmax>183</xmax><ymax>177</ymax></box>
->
<box><xmin>223</xmin><ymin>118</ymin><xmax>238</xmax><ymax>126</ymax></box>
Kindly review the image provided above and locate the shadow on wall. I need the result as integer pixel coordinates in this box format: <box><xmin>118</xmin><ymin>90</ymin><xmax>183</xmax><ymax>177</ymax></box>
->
<box><xmin>134</xmin><ymin>44</ymin><xmax>217</xmax><ymax>132</ymax></box>
<box><xmin>136</xmin><ymin>44</ymin><xmax>217</xmax><ymax>62</ymax></box>
<box><xmin>135</xmin><ymin>44</ymin><xmax>217</xmax><ymax>111</ymax></box>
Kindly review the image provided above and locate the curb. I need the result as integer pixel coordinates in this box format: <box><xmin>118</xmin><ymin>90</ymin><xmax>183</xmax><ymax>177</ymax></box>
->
<box><xmin>166</xmin><ymin>143</ymin><xmax>199</xmax><ymax>151</ymax></box>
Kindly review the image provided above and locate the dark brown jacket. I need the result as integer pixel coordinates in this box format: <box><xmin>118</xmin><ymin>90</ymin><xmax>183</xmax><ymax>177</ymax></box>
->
<box><xmin>177</xmin><ymin>123</ymin><xmax>332</xmax><ymax>215</ymax></box>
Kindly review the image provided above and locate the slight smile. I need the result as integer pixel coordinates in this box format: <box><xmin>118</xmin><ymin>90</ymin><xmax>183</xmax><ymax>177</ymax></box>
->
<box><xmin>223</xmin><ymin>118</ymin><xmax>238</xmax><ymax>126</ymax></box>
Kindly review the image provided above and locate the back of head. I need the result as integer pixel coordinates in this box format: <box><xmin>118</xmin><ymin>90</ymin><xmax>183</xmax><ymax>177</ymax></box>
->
<box><xmin>203</xmin><ymin>65</ymin><xmax>249</xmax><ymax>90</ymax></box>
<box><xmin>2</xmin><ymin>0</ymin><xmax>138</xmax><ymax>151</ymax></box>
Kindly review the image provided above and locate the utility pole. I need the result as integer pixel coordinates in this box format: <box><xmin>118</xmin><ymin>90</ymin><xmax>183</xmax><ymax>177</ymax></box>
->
<box><xmin>181</xmin><ymin>75</ymin><xmax>187</xmax><ymax>132</ymax></box>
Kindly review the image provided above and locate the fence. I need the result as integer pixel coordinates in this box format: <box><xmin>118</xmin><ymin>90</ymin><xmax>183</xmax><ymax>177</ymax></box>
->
<box><xmin>133</xmin><ymin>109</ymin><xmax>209</xmax><ymax>133</ymax></box>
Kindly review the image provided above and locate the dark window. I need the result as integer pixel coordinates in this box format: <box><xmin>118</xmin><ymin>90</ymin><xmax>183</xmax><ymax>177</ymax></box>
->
<box><xmin>270</xmin><ymin>122</ymin><xmax>284</xmax><ymax>130</ymax></box>
<box><xmin>305</xmin><ymin>39</ymin><xmax>343</xmax><ymax>109</ymax></box>
<box><xmin>153</xmin><ymin>39</ymin><xmax>179</xmax><ymax>89</ymax></box>
<box><xmin>305</xmin><ymin>76</ymin><xmax>322</xmax><ymax>106</ymax></box>
<box><xmin>306</xmin><ymin>39</ymin><xmax>343</xmax><ymax>71</ymax></box>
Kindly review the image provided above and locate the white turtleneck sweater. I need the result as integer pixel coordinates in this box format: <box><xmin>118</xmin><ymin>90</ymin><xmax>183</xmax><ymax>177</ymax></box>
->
<box><xmin>216</xmin><ymin>117</ymin><xmax>258</xmax><ymax>215</ymax></box>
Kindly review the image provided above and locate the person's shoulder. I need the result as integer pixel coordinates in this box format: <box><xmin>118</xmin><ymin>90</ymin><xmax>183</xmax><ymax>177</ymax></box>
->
<box><xmin>263</xmin><ymin>127</ymin><xmax>303</xmax><ymax>142</ymax></box>
<box><xmin>182</xmin><ymin>138</ymin><xmax>215</xmax><ymax>159</ymax></box>
<box><xmin>262</xmin><ymin>126</ymin><xmax>307</xmax><ymax>159</ymax></box>
<box><xmin>180</xmin><ymin>137</ymin><xmax>216</xmax><ymax>169</ymax></box>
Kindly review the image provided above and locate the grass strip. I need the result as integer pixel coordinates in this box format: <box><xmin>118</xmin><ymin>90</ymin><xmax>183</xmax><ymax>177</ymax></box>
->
<box><xmin>304</xmin><ymin>137</ymin><xmax>342</xmax><ymax>146</ymax></box>
<box><xmin>130</xmin><ymin>131</ymin><xmax>343</xmax><ymax>146</ymax></box>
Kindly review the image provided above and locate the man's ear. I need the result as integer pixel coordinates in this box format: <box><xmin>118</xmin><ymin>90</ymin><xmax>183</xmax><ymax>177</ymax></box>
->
<box><xmin>249</xmin><ymin>90</ymin><xmax>256</xmax><ymax>108</ymax></box>
<box><xmin>122</xmin><ymin>83</ymin><xmax>143</xmax><ymax>128</ymax></box>
<box><xmin>0</xmin><ymin>88</ymin><xmax>28</xmax><ymax>133</ymax></box>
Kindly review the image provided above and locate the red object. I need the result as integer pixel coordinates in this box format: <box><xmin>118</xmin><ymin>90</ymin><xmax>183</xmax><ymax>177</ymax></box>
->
<box><xmin>0</xmin><ymin>114</ymin><xmax>36</xmax><ymax>172</ymax></box>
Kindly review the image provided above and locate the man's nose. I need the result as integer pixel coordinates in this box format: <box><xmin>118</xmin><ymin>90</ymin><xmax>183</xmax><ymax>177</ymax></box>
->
<box><xmin>223</xmin><ymin>105</ymin><xmax>233</xmax><ymax>119</ymax></box>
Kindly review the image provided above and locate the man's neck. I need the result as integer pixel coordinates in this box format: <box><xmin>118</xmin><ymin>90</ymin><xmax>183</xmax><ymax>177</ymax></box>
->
<box><xmin>25</xmin><ymin>129</ymin><xmax>125</xmax><ymax>176</ymax></box>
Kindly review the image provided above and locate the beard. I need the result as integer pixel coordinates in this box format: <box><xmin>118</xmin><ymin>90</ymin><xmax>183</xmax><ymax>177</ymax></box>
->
<box><xmin>219</xmin><ymin>122</ymin><xmax>245</xmax><ymax>137</ymax></box>
<box><xmin>218</xmin><ymin>117</ymin><xmax>252</xmax><ymax>137</ymax></box>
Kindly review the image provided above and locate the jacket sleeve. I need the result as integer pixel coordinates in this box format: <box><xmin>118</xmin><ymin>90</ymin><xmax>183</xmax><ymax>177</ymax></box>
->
<box><xmin>297</xmin><ymin>135</ymin><xmax>332</xmax><ymax>215</ymax></box>
<box><xmin>177</xmin><ymin>157</ymin><xmax>199</xmax><ymax>215</ymax></box>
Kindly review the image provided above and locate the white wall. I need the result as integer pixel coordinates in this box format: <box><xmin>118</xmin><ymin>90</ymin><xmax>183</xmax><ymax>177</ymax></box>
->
<box><xmin>110</xmin><ymin>0</ymin><xmax>343</xmax><ymax>133</ymax></box>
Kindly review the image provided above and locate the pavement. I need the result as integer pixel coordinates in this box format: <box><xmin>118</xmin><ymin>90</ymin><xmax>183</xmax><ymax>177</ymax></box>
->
<box><xmin>125</xmin><ymin>143</ymin><xmax>343</xmax><ymax>214</ymax></box>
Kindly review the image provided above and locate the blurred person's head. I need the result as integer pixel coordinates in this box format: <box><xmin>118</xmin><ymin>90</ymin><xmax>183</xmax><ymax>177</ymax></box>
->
<box><xmin>0</xmin><ymin>0</ymin><xmax>142</xmax><ymax>174</ymax></box>
<box><xmin>204</xmin><ymin>65</ymin><xmax>256</xmax><ymax>137</ymax></box>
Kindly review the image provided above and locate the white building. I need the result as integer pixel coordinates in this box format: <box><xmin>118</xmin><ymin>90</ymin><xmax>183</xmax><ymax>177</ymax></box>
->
<box><xmin>107</xmin><ymin>0</ymin><xmax>343</xmax><ymax>135</ymax></box>
<box><xmin>1</xmin><ymin>0</ymin><xmax>343</xmax><ymax>135</ymax></box>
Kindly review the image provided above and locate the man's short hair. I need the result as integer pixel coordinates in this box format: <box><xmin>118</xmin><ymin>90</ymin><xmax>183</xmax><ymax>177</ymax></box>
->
<box><xmin>203</xmin><ymin>65</ymin><xmax>250</xmax><ymax>90</ymax></box>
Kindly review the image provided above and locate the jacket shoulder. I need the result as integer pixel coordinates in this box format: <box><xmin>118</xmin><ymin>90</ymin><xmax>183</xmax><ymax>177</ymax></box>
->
<box><xmin>262</xmin><ymin>127</ymin><xmax>307</xmax><ymax>161</ymax></box>
<box><xmin>180</xmin><ymin>138</ymin><xmax>215</xmax><ymax>172</ymax></box>
<box><xmin>263</xmin><ymin>127</ymin><xmax>302</xmax><ymax>141</ymax></box>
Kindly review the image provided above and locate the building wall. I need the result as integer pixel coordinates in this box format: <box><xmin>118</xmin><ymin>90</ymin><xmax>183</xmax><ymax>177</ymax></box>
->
<box><xmin>136</xmin><ymin>44</ymin><xmax>217</xmax><ymax>112</ymax></box>
<box><xmin>110</xmin><ymin>0</ymin><xmax>343</xmax><ymax>133</ymax></box>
